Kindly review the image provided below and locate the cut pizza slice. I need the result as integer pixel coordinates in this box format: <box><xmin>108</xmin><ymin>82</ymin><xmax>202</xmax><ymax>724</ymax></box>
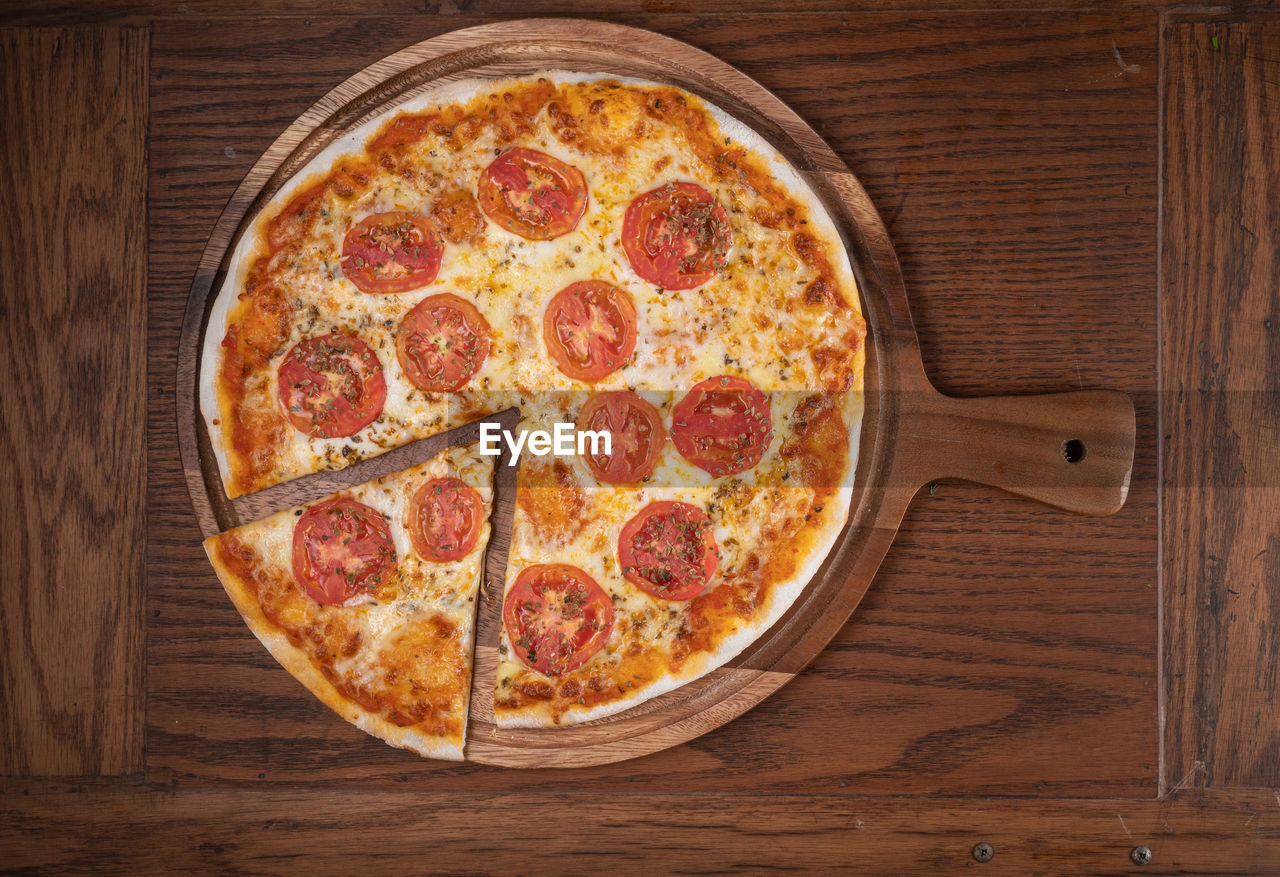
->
<box><xmin>204</xmin><ymin>443</ymin><xmax>493</xmax><ymax>760</ymax></box>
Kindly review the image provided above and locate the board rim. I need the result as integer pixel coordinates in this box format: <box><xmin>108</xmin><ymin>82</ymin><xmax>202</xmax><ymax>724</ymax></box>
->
<box><xmin>175</xmin><ymin>18</ymin><xmax>923</xmax><ymax>768</ymax></box>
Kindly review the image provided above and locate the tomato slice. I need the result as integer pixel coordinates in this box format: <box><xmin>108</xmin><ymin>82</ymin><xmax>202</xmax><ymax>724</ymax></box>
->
<box><xmin>395</xmin><ymin>293</ymin><xmax>492</xmax><ymax>392</ymax></box>
<box><xmin>407</xmin><ymin>476</ymin><xmax>484</xmax><ymax>563</ymax></box>
<box><xmin>542</xmin><ymin>280</ymin><xmax>637</xmax><ymax>382</ymax></box>
<box><xmin>291</xmin><ymin>498</ymin><xmax>397</xmax><ymax>606</ymax></box>
<box><xmin>277</xmin><ymin>332</ymin><xmax>386</xmax><ymax>439</ymax></box>
<box><xmin>622</xmin><ymin>182</ymin><xmax>730</xmax><ymax>290</ymax></box>
<box><xmin>671</xmin><ymin>375</ymin><xmax>773</xmax><ymax>477</ymax></box>
<box><xmin>340</xmin><ymin>211</ymin><xmax>443</xmax><ymax>294</ymax></box>
<box><xmin>478</xmin><ymin>147</ymin><xmax>588</xmax><ymax>240</ymax></box>
<box><xmin>503</xmin><ymin>564</ymin><xmax>615</xmax><ymax>677</ymax></box>
<box><xmin>577</xmin><ymin>391</ymin><xmax>665</xmax><ymax>484</ymax></box>
<box><xmin>618</xmin><ymin>501</ymin><xmax>718</xmax><ymax>601</ymax></box>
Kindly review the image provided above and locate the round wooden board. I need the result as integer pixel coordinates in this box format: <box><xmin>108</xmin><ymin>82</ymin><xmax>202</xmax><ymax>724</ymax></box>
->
<box><xmin>177</xmin><ymin>19</ymin><xmax>1137</xmax><ymax>767</ymax></box>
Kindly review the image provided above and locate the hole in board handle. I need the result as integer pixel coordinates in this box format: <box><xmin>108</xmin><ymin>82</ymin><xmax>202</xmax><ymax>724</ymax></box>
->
<box><xmin>1062</xmin><ymin>439</ymin><xmax>1086</xmax><ymax>464</ymax></box>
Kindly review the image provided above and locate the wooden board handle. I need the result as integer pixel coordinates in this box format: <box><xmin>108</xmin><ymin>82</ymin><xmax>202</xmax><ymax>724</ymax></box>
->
<box><xmin>894</xmin><ymin>388</ymin><xmax>1136</xmax><ymax>515</ymax></box>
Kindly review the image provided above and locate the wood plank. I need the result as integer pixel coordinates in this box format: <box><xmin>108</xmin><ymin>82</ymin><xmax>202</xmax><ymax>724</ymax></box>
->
<box><xmin>0</xmin><ymin>27</ymin><xmax>148</xmax><ymax>777</ymax></box>
<box><xmin>2</xmin><ymin>784</ymin><xmax>1277</xmax><ymax>873</ymax></box>
<box><xmin>0</xmin><ymin>0</ymin><xmax>1172</xmax><ymax>28</ymax></box>
<box><xmin>1160</xmin><ymin>16</ymin><xmax>1280</xmax><ymax>792</ymax></box>
<box><xmin>147</xmin><ymin>11</ymin><xmax>1157</xmax><ymax>793</ymax></box>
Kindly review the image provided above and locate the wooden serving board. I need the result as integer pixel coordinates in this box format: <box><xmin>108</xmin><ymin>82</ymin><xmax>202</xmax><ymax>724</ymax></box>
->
<box><xmin>176</xmin><ymin>19</ymin><xmax>1136</xmax><ymax>767</ymax></box>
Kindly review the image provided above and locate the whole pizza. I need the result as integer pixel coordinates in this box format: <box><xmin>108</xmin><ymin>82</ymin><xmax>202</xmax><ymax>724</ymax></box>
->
<box><xmin>200</xmin><ymin>72</ymin><xmax>866</xmax><ymax>756</ymax></box>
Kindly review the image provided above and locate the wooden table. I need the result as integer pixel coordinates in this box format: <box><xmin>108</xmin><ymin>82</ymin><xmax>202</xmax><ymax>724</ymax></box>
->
<box><xmin>2</xmin><ymin>3</ymin><xmax>1277</xmax><ymax>872</ymax></box>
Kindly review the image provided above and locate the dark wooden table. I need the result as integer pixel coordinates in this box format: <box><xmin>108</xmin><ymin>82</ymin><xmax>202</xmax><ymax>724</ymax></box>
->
<box><xmin>2</xmin><ymin>3</ymin><xmax>1277</xmax><ymax>872</ymax></box>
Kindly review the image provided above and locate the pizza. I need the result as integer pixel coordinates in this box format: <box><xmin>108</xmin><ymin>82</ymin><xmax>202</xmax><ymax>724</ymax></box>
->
<box><xmin>199</xmin><ymin>72</ymin><xmax>866</xmax><ymax>749</ymax></box>
<box><xmin>204</xmin><ymin>444</ymin><xmax>493</xmax><ymax>760</ymax></box>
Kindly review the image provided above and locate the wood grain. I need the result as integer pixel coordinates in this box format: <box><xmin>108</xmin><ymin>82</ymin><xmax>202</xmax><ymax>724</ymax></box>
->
<box><xmin>3</xmin><ymin>783</ymin><xmax>1277</xmax><ymax>874</ymax></box>
<box><xmin>0</xmin><ymin>27</ymin><xmax>148</xmax><ymax>777</ymax></box>
<box><xmin>0</xmin><ymin>0</ymin><xmax>1176</xmax><ymax>28</ymax></box>
<box><xmin>895</xmin><ymin>389</ymin><xmax>1135</xmax><ymax>515</ymax></box>
<box><xmin>148</xmin><ymin>11</ymin><xmax>1157</xmax><ymax>791</ymax></box>
<box><xmin>9</xmin><ymin>4</ymin><xmax>1274</xmax><ymax>869</ymax></box>
<box><xmin>1161</xmin><ymin>16</ymin><xmax>1280</xmax><ymax>792</ymax></box>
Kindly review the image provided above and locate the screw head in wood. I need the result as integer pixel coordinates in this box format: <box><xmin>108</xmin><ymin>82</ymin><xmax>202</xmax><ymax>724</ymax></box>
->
<box><xmin>1131</xmin><ymin>845</ymin><xmax>1152</xmax><ymax>865</ymax></box>
<box><xmin>972</xmin><ymin>842</ymin><xmax>994</xmax><ymax>862</ymax></box>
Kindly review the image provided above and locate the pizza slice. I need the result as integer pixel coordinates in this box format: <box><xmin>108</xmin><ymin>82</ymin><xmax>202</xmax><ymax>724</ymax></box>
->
<box><xmin>204</xmin><ymin>443</ymin><xmax>493</xmax><ymax>760</ymax></box>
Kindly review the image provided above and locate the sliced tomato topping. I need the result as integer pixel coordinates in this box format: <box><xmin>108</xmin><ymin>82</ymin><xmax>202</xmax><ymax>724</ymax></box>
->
<box><xmin>618</xmin><ymin>501</ymin><xmax>718</xmax><ymax>601</ymax></box>
<box><xmin>577</xmin><ymin>391</ymin><xmax>665</xmax><ymax>484</ymax></box>
<box><xmin>407</xmin><ymin>476</ymin><xmax>484</xmax><ymax>563</ymax></box>
<box><xmin>478</xmin><ymin>147</ymin><xmax>588</xmax><ymax>240</ymax></box>
<box><xmin>503</xmin><ymin>564</ymin><xmax>614</xmax><ymax>677</ymax></box>
<box><xmin>395</xmin><ymin>293</ymin><xmax>492</xmax><ymax>392</ymax></box>
<box><xmin>277</xmin><ymin>332</ymin><xmax>386</xmax><ymax>439</ymax></box>
<box><xmin>340</xmin><ymin>211</ymin><xmax>443</xmax><ymax>294</ymax></box>
<box><xmin>542</xmin><ymin>280</ymin><xmax>637</xmax><ymax>382</ymax></box>
<box><xmin>291</xmin><ymin>498</ymin><xmax>397</xmax><ymax>606</ymax></box>
<box><xmin>671</xmin><ymin>375</ymin><xmax>773</xmax><ymax>477</ymax></box>
<box><xmin>622</xmin><ymin>181</ymin><xmax>730</xmax><ymax>290</ymax></box>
